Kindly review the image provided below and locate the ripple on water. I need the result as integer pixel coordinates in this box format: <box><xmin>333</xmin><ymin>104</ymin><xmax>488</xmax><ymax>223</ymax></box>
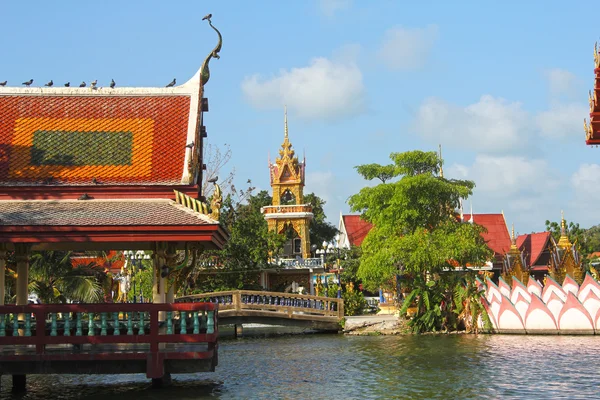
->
<box><xmin>2</xmin><ymin>334</ymin><xmax>600</xmax><ymax>399</ymax></box>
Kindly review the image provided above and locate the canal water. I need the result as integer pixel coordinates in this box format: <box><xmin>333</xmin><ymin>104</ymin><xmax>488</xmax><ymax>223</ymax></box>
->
<box><xmin>1</xmin><ymin>333</ymin><xmax>599</xmax><ymax>399</ymax></box>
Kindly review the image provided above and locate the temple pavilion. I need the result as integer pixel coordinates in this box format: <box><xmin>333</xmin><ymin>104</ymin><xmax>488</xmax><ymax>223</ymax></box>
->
<box><xmin>0</xmin><ymin>18</ymin><xmax>227</xmax><ymax>386</ymax></box>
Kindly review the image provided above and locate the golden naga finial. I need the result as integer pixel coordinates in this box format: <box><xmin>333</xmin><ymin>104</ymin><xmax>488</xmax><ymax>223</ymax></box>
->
<box><xmin>595</xmin><ymin>42</ymin><xmax>600</xmax><ymax>69</ymax></box>
<box><xmin>438</xmin><ymin>144</ymin><xmax>444</xmax><ymax>178</ymax></box>
<box><xmin>590</xmin><ymin>90</ymin><xmax>597</xmax><ymax>114</ymax></box>
<box><xmin>584</xmin><ymin>118</ymin><xmax>593</xmax><ymax>140</ymax></box>
<box><xmin>284</xmin><ymin>105</ymin><xmax>289</xmax><ymax>139</ymax></box>
<box><xmin>209</xmin><ymin>182</ymin><xmax>223</xmax><ymax>220</ymax></box>
<box><xmin>200</xmin><ymin>14</ymin><xmax>223</xmax><ymax>87</ymax></box>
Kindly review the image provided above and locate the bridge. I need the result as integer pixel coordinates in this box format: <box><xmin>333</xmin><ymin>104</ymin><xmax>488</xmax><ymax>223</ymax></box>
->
<box><xmin>177</xmin><ymin>290</ymin><xmax>344</xmax><ymax>333</ymax></box>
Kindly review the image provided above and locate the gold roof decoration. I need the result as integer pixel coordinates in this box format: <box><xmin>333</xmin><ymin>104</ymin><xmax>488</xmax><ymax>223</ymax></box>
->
<box><xmin>556</xmin><ymin>210</ymin><xmax>572</xmax><ymax>249</ymax></box>
<box><xmin>595</xmin><ymin>42</ymin><xmax>600</xmax><ymax>69</ymax></box>
<box><xmin>589</xmin><ymin>90</ymin><xmax>597</xmax><ymax>114</ymax></box>
<box><xmin>271</xmin><ymin>106</ymin><xmax>304</xmax><ymax>185</ymax></box>
<box><xmin>584</xmin><ymin>118</ymin><xmax>593</xmax><ymax>140</ymax></box>
<box><xmin>502</xmin><ymin>223</ymin><xmax>529</xmax><ymax>286</ymax></box>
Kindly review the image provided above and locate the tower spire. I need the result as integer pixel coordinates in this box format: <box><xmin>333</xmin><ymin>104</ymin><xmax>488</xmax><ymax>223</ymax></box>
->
<box><xmin>557</xmin><ymin>209</ymin><xmax>572</xmax><ymax>248</ymax></box>
<box><xmin>284</xmin><ymin>105</ymin><xmax>289</xmax><ymax>139</ymax></box>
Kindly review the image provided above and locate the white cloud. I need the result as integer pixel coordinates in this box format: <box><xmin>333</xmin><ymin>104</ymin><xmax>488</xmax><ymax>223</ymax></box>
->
<box><xmin>448</xmin><ymin>155</ymin><xmax>558</xmax><ymax>197</ymax></box>
<box><xmin>536</xmin><ymin>103</ymin><xmax>588</xmax><ymax>139</ymax></box>
<box><xmin>377</xmin><ymin>25</ymin><xmax>438</xmax><ymax>70</ymax></box>
<box><xmin>241</xmin><ymin>54</ymin><xmax>365</xmax><ymax>121</ymax></box>
<box><xmin>317</xmin><ymin>0</ymin><xmax>351</xmax><ymax>17</ymax></box>
<box><xmin>414</xmin><ymin>95</ymin><xmax>530</xmax><ymax>153</ymax></box>
<box><xmin>545</xmin><ymin>68</ymin><xmax>578</xmax><ymax>96</ymax></box>
<box><xmin>447</xmin><ymin>155</ymin><xmax>563</xmax><ymax>231</ymax></box>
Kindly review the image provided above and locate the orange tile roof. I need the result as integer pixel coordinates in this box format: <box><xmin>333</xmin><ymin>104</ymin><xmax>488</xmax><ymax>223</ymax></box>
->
<box><xmin>517</xmin><ymin>231</ymin><xmax>552</xmax><ymax>266</ymax></box>
<box><xmin>0</xmin><ymin>80</ymin><xmax>201</xmax><ymax>187</ymax></box>
<box><xmin>342</xmin><ymin>215</ymin><xmax>373</xmax><ymax>247</ymax></box>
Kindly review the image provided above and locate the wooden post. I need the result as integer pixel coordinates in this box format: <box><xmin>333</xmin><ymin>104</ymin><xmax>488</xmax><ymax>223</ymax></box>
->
<box><xmin>0</xmin><ymin>248</ymin><xmax>6</xmax><ymax>306</ymax></box>
<box><xmin>15</xmin><ymin>245</ymin><xmax>29</xmax><ymax>307</ymax></box>
<box><xmin>234</xmin><ymin>291</ymin><xmax>241</xmax><ymax>311</ymax></box>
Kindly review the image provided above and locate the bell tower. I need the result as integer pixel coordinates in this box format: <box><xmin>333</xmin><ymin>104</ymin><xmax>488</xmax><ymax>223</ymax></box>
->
<box><xmin>262</xmin><ymin>107</ymin><xmax>314</xmax><ymax>259</ymax></box>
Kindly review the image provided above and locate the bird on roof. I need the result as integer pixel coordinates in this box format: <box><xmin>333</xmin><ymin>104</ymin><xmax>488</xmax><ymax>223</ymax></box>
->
<box><xmin>185</xmin><ymin>141</ymin><xmax>195</xmax><ymax>149</ymax></box>
<box><xmin>64</xmin><ymin>82</ymin><xmax>70</xmax><ymax>87</ymax></box>
<box><xmin>79</xmin><ymin>81</ymin><xmax>86</xmax><ymax>88</ymax></box>
<box><xmin>166</xmin><ymin>78</ymin><xmax>176</xmax><ymax>87</ymax></box>
<box><xmin>0</xmin><ymin>81</ymin><xmax>6</xmax><ymax>86</ymax></box>
<box><xmin>207</xmin><ymin>176</ymin><xmax>218</xmax><ymax>184</ymax></box>
<box><xmin>202</xmin><ymin>13</ymin><xmax>212</xmax><ymax>21</ymax></box>
<box><xmin>91</xmin><ymin>177</ymin><xmax>98</xmax><ymax>184</ymax></box>
<box><xmin>110</xmin><ymin>79</ymin><xmax>116</xmax><ymax>88</ymax></box>
<box><xmin>90</xmin><ymin>80</ymin><xmax>97</xmax><ymax>89</ymax></box>
<box><xmin>22</xmin><ymin>79</ymin><xmax>33</xmax><ymax>87</ymax></box>
<box><xmin>44</xmin><ymin>80</ymin><xmax>53</xmax><ymax>87</ymax></box>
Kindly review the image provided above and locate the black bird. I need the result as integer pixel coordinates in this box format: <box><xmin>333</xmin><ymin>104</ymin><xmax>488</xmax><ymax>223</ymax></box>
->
<box><xmin>207</xmin><ymin>176</ymin><xmax>218</xmax><ymax>184</ymax></box>
<box><xmin>64</xmin><ymin>82</ymin><xmax>70</xmax><ymax>87</ymax></box>
<box><xmin>45</xmin><ymin>80</ymin><xmax>53</xmax><ymax>87</ymax></box>
<box><xmin>91</xmin><ymin>177</ymin><xmax>98</xmax><ymax>184</ymax></box>
<box><xmin>110</xmin><ymin>79</ymin><xmax>116</xmax><ymax>88</ymax></box>
<box><xmin>22</xmin><ymin>79</ymin><xmax>33</xmax><ymax>87</ymax></box>
<box><xmin>79</xmin><ymin>81</ymin><xmax>86</xmax><ymax>88</ymax></box>
<box><xmin>166</xmin><ymin>78</ymin><xmax>176</xmax><ymax>87</ymax></box>
<box><xmin>185</xmin><ymin>141</ymin><xmax>194</xmax><ymax>149</ymax></box>
<box><xmin>0</xmin><ymin>81</ymin><xmax>6</xmax><ymax>86</ymax></box>
<box><xmin>202</xmin><ymin>13</ymin><xmax>212</xmax><ymax>21</ymax></box>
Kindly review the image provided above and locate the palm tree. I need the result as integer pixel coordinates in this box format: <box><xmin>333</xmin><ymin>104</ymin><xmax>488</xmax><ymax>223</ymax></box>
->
<box><xmin>28</xmin><ymin>251</ymin><xmax>103</xmax><ymax>303</ymax></box>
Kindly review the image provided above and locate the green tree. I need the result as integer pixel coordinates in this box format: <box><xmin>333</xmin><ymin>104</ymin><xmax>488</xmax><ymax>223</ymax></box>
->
<box><xmin>27</xmin><ymin>251</ymin><xmax>103</xmax><ymax>303</ymax></box>
<box><xmin>303</xmin><ymin>192</ymin><xmax>338</xmax><ymax>247</ymax></box>
<box><xmin>348</xmin><ymin>150</ymin><xmax>493</xmax><ymax>333</ymax></box>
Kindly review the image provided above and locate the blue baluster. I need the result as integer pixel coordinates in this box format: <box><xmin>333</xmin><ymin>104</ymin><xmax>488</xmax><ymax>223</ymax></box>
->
<box><xmin>166</xmin><ymin>311</ymin><xmax>173</xmax><ymax>334</ymax></box>
<box><xmin>12</xmin><ymin>314</ymin><xmax>18</xmax><ymax>336</ymax></box>
<box><xmin>180</xmin><ymin>311</ymin><xmax>187</xmax><ymax>334</ymax></box>
<box><xmin>76</xmin><ymin>313</ymin><xmax>83</xmax><ymax>336</ymax></box>
<box><xmin>207</xmin><ymin>311</ymin><xmax>215</xmax><ymax>334</ymax></box>
<box><xmin>88</xmin><ymin>313</ymin><xmax>95</xmax><ymax>336</ymax></box>
<box><xmin>113</xmin><ymin>312</ymin><xmax>120</xmax><ymax>335</ymax></box>
<box><xmin>50</xmin><ymin>313</ymin><xmax>58</xmax><ymax>336</ymax></box>
<box><xmin>100</xmin><ymin>312</ymin><xmax>107</xmax><ymax>336</ymax></box>
<box><xmin>25</xmin><ymin>313</ymin><xmax>32</xmax><ymax>337</ymax></box>
<box><xmin>138</xmin><ymin>312</ymin><xmax>145</xmax><ymax>335</ymax></box>
<box><xmin>64</xmin><ymin>313</ymin><xmax>71</xmax><ymax>336</ymax></box>
<box><xmin>193</xmin><ymin>311</ymin><xmax>200</xmax><ymax>334</ymax></box>
<box><xmin>127</xmin><ymin>312</ymin><xmax>134</xmax><ymax>335</ymax></box>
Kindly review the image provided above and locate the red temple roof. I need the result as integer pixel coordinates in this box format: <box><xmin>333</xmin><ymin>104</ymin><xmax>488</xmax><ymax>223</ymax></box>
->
<box><xmin>340</xmin><ymin>215</ymin><xmax>373</xmax><ymax>247</ymax></box>
<box><xmin>463</xmin><ymin>213</ymin><xmax>511</xmax><ymax>257</ymax></box>
<box><xmin>0</xmin><ymin>74</ymin><xmax>203</xmax><ymax>188</ymax></box>
<box><xmin>517</xmin><ymin>231</ymin><xmax>551</xmax><ymax>267</ymax></box>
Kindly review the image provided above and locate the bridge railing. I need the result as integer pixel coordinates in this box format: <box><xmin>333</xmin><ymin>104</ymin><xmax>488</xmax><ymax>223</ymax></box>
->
<box><xmin>177</xmin><ymin>290</ymin><xmax>344</xmax><ymax>320</ymax></box>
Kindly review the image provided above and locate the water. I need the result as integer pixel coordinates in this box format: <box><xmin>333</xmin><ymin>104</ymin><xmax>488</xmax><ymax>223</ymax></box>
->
<box><xmin>1</xmin><ymin>334</ymin><xmax>599</xmax><ymax>399</ymax></box>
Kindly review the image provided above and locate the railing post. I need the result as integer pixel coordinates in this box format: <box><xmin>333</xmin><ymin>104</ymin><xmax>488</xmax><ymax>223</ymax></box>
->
<box><xmin>338</xmin><ymin>299</ymin><xmax>344</xmax><ymax>319</ymax></box>
<box><xmin>234</xmin><ymin>291</ymin><xmax>241</xmax><ymax>311</ymax></box>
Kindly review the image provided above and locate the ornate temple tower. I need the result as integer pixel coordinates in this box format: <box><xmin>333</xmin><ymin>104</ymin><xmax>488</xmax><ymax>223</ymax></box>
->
<box><xmin>262</xmin><ymin>108</ymin><xmax>314</xmax><ymax>259</ymax></box>
<box><xmin>502</xmin><ymin>224</ymin><xmax>529</xmax><ymax>285</ymax></box>
<box><xmin>548</xmin><ymin>212</ymin><xmax>585</xmax><ymax>284</ymax></box>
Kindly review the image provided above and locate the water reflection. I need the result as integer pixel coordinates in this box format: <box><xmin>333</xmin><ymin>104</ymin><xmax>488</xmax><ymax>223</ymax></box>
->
<box><xmin>1</xmin><ymin>335</ymin><xmax>599</xmax><ymax>399</ymax></box>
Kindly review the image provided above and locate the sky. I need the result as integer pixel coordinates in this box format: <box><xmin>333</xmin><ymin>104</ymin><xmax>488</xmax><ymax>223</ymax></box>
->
<box><xmin>1</xmin><ymin>0</ymin><xmax>599</xmax><ymax>235</ymax></box>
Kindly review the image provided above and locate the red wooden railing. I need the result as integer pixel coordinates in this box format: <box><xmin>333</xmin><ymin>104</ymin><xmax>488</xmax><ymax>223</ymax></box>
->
<box><xmin>0</xmin><ymin>302</ymin><xmax>218</xmax><ymax>378</ymax></box>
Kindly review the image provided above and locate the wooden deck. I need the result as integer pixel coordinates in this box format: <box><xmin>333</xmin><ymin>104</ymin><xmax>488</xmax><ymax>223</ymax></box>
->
<box><xmin>0</xmin><ymin>303</ymin><xmax>218</xmax><ymax>380</ymax></box>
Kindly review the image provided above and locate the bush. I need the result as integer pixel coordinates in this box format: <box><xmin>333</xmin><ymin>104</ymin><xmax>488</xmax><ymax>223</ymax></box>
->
<box><xmin>343</xmin><ymin>290</ymin><xmax>367</xmax><ymax>316</ymax></box>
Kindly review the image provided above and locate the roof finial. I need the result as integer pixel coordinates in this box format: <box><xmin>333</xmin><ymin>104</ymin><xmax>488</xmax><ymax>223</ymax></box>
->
<box><xmin>438</xmin><ymin>144</ymin><xmax>444</xmax><ymax>178</ymax></box>
<box><xmin>200</xmin><ymin>14</ymin><xmax>222</xmax><ymax>87</ymax></box>
<box><xmin>511</xmin><ymin>223</ymin><xmax>516</xmax><ymax>243</ymax></box>
<box><xmin>469</xmin><ymin>200</ymin><xmax>474</xmax><ymax>224</ymax></box>
<box><xmin>558</xmin><ymin>209</ymin><xmax>571</xmax><ymax>248</ymax></box>
<box><xmin>284</xmin><ymin>105</ymin><xmax>289</xmax><ymax>139</ymax></box>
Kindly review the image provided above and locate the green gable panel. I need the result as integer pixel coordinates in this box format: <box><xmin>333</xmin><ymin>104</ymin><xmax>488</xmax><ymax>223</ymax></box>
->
<box><xmin>31</xmin><ymin>130</ymin><xmax>133</xmax><ymax>166</ymax></box>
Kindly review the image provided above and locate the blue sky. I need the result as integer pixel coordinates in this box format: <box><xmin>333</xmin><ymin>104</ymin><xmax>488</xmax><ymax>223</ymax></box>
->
<box><xmin>1</xmin><ymin>0</ymin><xmax>599</xmax><ymax>234</ymax></box>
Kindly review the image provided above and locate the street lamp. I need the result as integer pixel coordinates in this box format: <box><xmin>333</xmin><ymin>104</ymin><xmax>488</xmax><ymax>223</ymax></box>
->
<box><xmin>316</xmin><ymin>241</ymin><xmax>335</xmax><ymax>296</ymax></box>
<box><xmin>124</xmin><ymin>250</ymin><xmax>150</xmax><ymax>303</ymax></box>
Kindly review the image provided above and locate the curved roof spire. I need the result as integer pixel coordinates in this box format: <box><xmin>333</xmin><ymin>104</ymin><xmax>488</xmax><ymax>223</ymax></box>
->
<box><xmin>284</xmin><ymin>105</ymin><xmax>289</xmax><ymax>139</ymax></box>
<box><xmin>557</xmin><ymin>210</ymin><xmax>572</xmax><ymax>248</ymax></box>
